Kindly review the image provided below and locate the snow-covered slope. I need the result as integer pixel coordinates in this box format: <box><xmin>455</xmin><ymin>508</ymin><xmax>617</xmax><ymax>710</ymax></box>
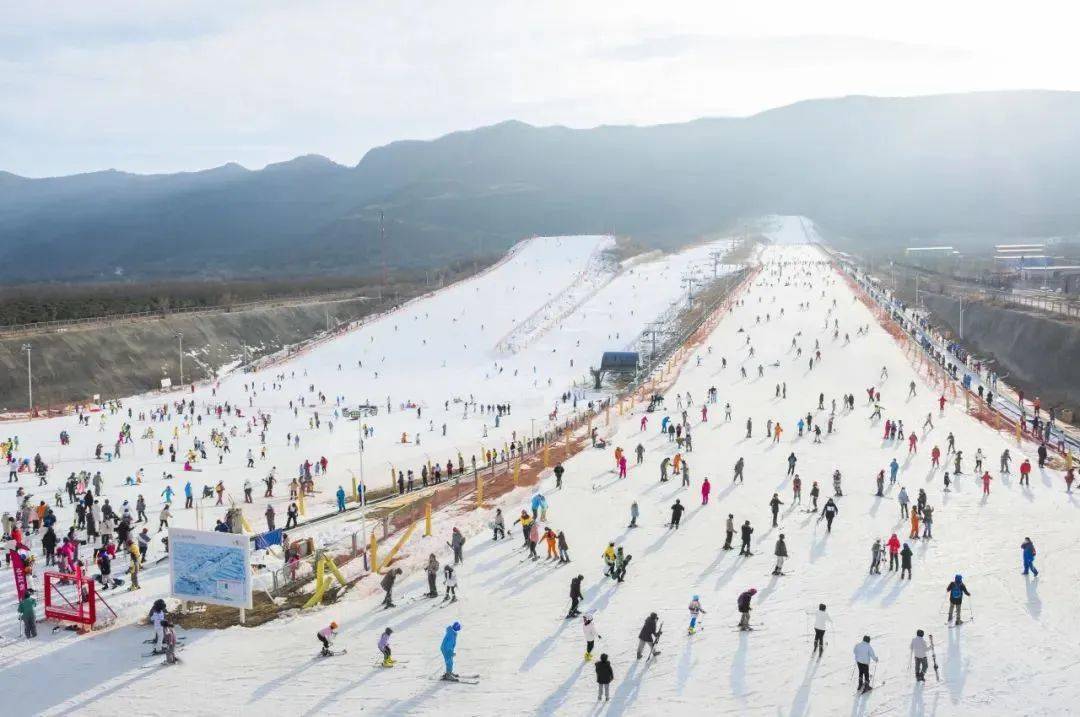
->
<box><xmin>6</xmin><ymin>219</ymin><xmax>1075</xmax><ymax>716</ymax></box>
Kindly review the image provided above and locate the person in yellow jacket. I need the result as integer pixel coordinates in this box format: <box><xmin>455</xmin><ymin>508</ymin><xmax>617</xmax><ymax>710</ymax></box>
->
<box><xmin>602</xmin><ymin>542</ymin><xmax>617</xmax><ymax>577</ymax></box>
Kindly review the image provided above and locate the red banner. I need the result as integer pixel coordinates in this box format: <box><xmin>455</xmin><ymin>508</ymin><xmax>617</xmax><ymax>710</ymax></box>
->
<box><xmin>9</xmin><ymin>550</ymin><xmax>27</xmax><ymax>600</ymax></box>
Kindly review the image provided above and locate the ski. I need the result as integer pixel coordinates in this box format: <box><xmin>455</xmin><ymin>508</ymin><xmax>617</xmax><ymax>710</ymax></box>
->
<box><xmin>319</xmin><ymin>649</ymin><xmax>348</xmax><ymax>657</ymax></box>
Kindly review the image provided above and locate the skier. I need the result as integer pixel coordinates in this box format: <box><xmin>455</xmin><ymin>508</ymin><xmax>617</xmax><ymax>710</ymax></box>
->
<box><xmin>889</xmin><ymin>458</ymin><xmax>899</xmax><ymax>484</ymax></box>
<box><xmin>595</xmin><ymin>653</ymin><xmax>614</xmax><ymax>702</ymax></box>
<box><xmin>819</xmin><ymin>498</ymin><xmax>838</xmax><ymax>533</ymax></box>
<box><xmin>451</xmin><ymin>527</ymin><xmax>466</xmax><ymax>564</ymax></box>
<box><xmin>853</xmin><ymin>635</ymin><xmax>879</xmax><ymax>693</ymax></box>
<box><xmin>832</xmin><ymin>469</ymin><xmax>843</xmax><ymax>496</ymax></box>
<box><xmin>887</xmin><ymin>534</ymin><xmax>901</xmax><ymax>571</ymax></box>
<box><xmin>981</xmin><ymin>471</ymin><xmax>993</xmax><ymax>495</ymax></box>
<box><xmin>1021</xmin><ymin>537</ymin><xmax>1038</xmax><ymax>576</ymax></box>
<box><xmin>911</xmin><ymin>629</ymin><xmax>929</xmax><ymax>682</ymax></box>
<box><xmin>869</xmin><ymin>539</ymin><xmax>882</xmax><ymax>575</ymax></box>
<box><xmin>772</xmin><ymin>534</ymin><xmax>788</xmax><ymax>575</ymax></box>
<box><xmin>443</xmin><ymin>565</ymin><xmax>458</xmax><ymax>602</ymax></box>
<box><xmin>898</xmin><ymin>487</ymin><xmax>910</xmax><ymax>518</ymax></box>
<box><xmin>1019</xmin><ymin>459</ymin><xmax>1031</xmax><ymax>487</ymax></box>
<box><xmin>809</xmin><ymin>481</ymin><xmax>820</xmax><ymax>510</ymax></box>
<box><xmin>900</xmin><ymin>543</ymin><xmax>913</xmax><ymax>579</ymax></box>
<box><xmin>582</xmin><ymin>610</ymin><xmax>600</xmax><ymax>660</ymax></box>
<box><xmin>787</xmin><ymin>452</ymin><xmax>797</xmax><ymax>476</ymax></box>
<box><xmin>723</xmin><ymin>514</ymin><xmax>735</xmax><ymax>550</ymax></box>
<box><xmin>769</xmin><ymin>493</ymin><xmax>783</xmax><ymax>527</ymax></box>
<box><xmin>669</xmin><ymin>499</ymin><xmax>685</xmax><ymax>529</ymax></box>
<box><xmin>161</xmin><ymin>620</ymin><xmax>180</xmax><ymax>664</ymax></box>
<box><xmin>17</xmin><ymin>588</ymin><xmax>37</xmax><ymax>639</ymax></box>
<box><xmin>425</xmin><ymin>554</ymin><xmax>440</xmax><ymax>597</ymax></box>
<box><xmin>379</xmin><ymin>627</ymin><xmax>395</xmax><ymax>666</ymax></box>
<box><xmin>946</xmin><ymin>575</ymin><xmax>971</xmax><ymax>624</ymax></box>
<box><xmin>688</xmin><ymin>595</ymin><xmax>706</xmax><ymax>634</ymax></box>
<box><xmin>737</xmin><ymin>588</ymin><xmax>757</xmax><ymax>630</ymax></box>
<box><xmin>1000</xmin><ymin>449</ymin><xmax>1012</xmax><ymax>473</ymax></box>
<box><xmin>812</xmin><ymin>603</ymin><xmax>831</xmax><ymax>656</ymax></box>
<box><xmin>628</xmin><ymin>501</ymin><xmax>639</xmax><ymax>528</ymax></box>
<box><xmin>733</xmin><ymin>457</ymin><xmax>745</xmax><ymax>483</ymax></box>
<box><xmin>554</xmin><ymin>463</ymin><xmax>565</xmax><ymax>489</ymax></box>
<box><xmin>380</xmin><ymin>567</ymin><xmax>403</xmax><ymax>608</ymax></box>
<box><xmin>440</xmin><ymin>622</ymin><xmax>461</xmax><ymax>680</ymax></box>
<box><xmin>701</xmin><ymin>477</ymin><xmax>711</xmax><ymax>505</ymax></box>
<box><xmin>636</xmin><ymin>612</ymin><xmax>661</xmax><ymax>659</ymax></box>
<box><xmin>739</xmin><ymin>520</ymin><xmax>754</xmax><ymax>556</ymax></box>
<box><xmin>492</xmin><ymin>509</ymin><xmax>506</xmax><ymax>540</ymax></box>
<box><xmin>568</xmin><ymin>574</ymin><xmax>584</xmax><ymax>617</ymax></box>
<box><xmin>317</xmin><ymin>621</ymin><xmax>339</xmax><ymax>656</ymax></box>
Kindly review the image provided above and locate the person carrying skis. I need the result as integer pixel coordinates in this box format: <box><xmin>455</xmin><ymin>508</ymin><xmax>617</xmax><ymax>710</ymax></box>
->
<box><xmin>636</xmin><ymin>612</ymin><xmax>661</xmax><ymax>659</ymax></box>
<box><xmin>854</xmin><ymin>635</ymin><xmax>879</xmax><ymax>693</ymax></box>
<box><xmin>911</xmin><ymin>630</ymin><xmax>929</xmax><ymax>682</ymax></box>
<box><xmin>946</xmin><ymin>575</ymin><xmax>971</xmax><ymax>624</ymax></box>
<box><xmin>440</xmin><ymin>622</ymin><xmax>461</xmax><ymax>680</ymax></box>
<box><xmin>769</xmin><ymin>493</ymin><xmax>783</xmax><ymax>527</ymax></box>
<box><xmin>669</xmin><ymin>499</ymin><xmax>685</xmax><ymax>529</ymax></box>
<box><xmin>737</xmin><ymin>588</ymin><xmax>757</xmax><ymax>630</ymax></box>
<box><xmin>819</xmin><ymin>498</ymin><xmax>838</xmax><ymax>533</ymax></box>
<box><xmin>379</xmin><ymin>627</ymin><xmax>395</xmax><ymax>666</ymax></box>
<box><xmin>773</xmin><ymin>534</ymin><xmax>788</xmax><ymax>575</ymax></box>
<box><xmin>1021</xmin><ymin>537</ymin><xmax>1038</xmax><ymax>576</ymax></box>
<box><xmin>582</xmin><ymin>610</ymin><xmax>600</xmax><ymax>660</ymax></box>
<box><xmin>317</xmin><ymin>621</ymin><xmax>339</xmax><ymax>656</ymax></box>
<box><xmin>739</xmin><ymin>520</ymin><xmax>754</xmax><ymax>556</ymax></box>
<box><xmin>812</xmin><ymin>603</ymin><xmax>831</xmax><ymax>656</ymax></box>
<box><xmin>380</xmin><ymin>567</ymin><xmax>403</xmax><ymax>608</ymax></box>
<box><xmin>595</xmin><ymin>653</ymin><xmax>614</xmax><ymax>702</ymax></box>
<box><xmin>688</xmin><ymin>595</ymin><xmax>706</xmax><ymax>634</ymax></box>
<box><xmin>568</xmin><ymin>574</ymin><xmax>584</xmax><ymax>617</ymax></box>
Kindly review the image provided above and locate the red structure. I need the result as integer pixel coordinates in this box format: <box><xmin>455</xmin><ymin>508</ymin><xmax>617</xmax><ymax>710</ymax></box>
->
<box><xmin>43</xmin><ymin>566</ymin><xmax>112</xmax><ymax>629</ymax></box>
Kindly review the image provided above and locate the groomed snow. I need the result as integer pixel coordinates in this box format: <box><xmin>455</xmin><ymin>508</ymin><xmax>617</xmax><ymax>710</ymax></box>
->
<box><xmin>4</xmin><ymin>218</ymin><xmax>1075</xmax><ymax>716</ymax></box>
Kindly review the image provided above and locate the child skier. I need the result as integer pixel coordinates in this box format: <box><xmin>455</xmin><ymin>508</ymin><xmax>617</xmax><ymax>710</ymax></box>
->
<box><xmin>688</xmin><ymin>595</ymin><xmax>706</xmax><ymax>634</ymax></box>
<box><xmin>582</xmin><ymin>611</ymin><xmax>600</xmax><ymax>660</ymax></box>
<box><xmin>378</xmin><ymin>627</ymin><xmax>394</xmax><ymax>666</ymax></box>
<box><xmin>317</xmin><ymin>621</ymin><xmax>338</xmax><ymax>656</ymax></box>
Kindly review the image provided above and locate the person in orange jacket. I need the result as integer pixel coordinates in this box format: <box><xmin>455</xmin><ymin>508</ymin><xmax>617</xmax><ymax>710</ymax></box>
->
<box><xmin>774</xmin><ymin>424</ymin><xmax>783</xmax><ymax>442</ymax></box>
<box><xmin>909</xmin><ymin>509</ymin><xmax>920</xmax><ymax>540</ymax></box>
<box><xmin>543</xmin><ymin>527</ymin><xmax>558</xmax><ymax>559</ymax></box>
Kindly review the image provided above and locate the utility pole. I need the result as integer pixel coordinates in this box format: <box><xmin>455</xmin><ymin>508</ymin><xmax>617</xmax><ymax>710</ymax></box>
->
<box><xmin>708</xmin><ymin>250</ymin><xmax>724</xmax><ymax>278</ymax></box>
<box><xmin>958</xmin><ymin>296</ymin><xmax>963</xmax><ymax>339</ymax></box>
<box><xmin>21</xmin><ymin>343</ymin><xmax>32</xmax><ymax>415</ymax></box>
<box><xmin>175</xmin><ymin>331</ymin><xmax>184</xmax><ymax>385</ymax></box>
<box><xmin>379</xmin><ymin>210</ymin><xmax>386</xmax><ymax>301</ymax></box>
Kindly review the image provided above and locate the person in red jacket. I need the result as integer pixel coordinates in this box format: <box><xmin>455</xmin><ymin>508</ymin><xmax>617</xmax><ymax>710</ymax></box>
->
<box><xmin>1019</xmin><ymin>459</ymin><xmax>1032</xmax><ymax>487</ymax></box>
<box><xmin>931</xmin><ymin>445</ymin><xmax>941</xmax><ymax>467</ymax></box>
<box><xmin>982</xmin><ymin>471</ymin><xmax>993</xmax><ymax>495</ymax></box>
<box><xmin>701</xmin><ymin>478</ymin><xmax>711</xmax><ymax>505</ymax></box>
<box><xmin>887</xmin><ymin>533</ymin><xmax>901</xmax><ymax>571</ymax></box>
<box><xmin>908</xmin><ymin>433</ymin><xmax>918</xmax><ymax>454</ymax></box>
<box><xmin>938</xmin><ymin>395</ymin><xmax>946</xmax><ymax>413</ymax></box>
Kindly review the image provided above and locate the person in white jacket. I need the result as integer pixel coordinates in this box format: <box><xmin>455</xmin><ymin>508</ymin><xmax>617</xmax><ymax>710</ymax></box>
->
<box><xmin>812</xmin><ymin>603</ymin><xmax>832</xmax><ymax>657</ymax></box>
<box><xmin>853</xmin><ymin>635</ymin><xmax>879</xmax><ymax>692</ymax></box>
<box><xmin>582</xmin><ymin>611</ymin><xmax>600</xmax><ymax>661</ymax></box>
<box><xmin>910</xmin><ymin>629</ymin><xmax>929</xmax><ymax>682</ymax></box>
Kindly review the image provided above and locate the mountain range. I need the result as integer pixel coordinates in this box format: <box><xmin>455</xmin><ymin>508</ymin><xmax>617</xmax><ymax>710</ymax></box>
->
<box><xmin>4</xmin><ymin>90</ymin><xmax>1080</xmax><ymax>282</ymax></box>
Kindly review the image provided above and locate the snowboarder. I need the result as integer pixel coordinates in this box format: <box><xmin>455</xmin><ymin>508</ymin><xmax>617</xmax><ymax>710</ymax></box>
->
<box><xmin>854</xmin><ymin>635</ymin><xmax>879</xmax><ymax>693</ymax></box>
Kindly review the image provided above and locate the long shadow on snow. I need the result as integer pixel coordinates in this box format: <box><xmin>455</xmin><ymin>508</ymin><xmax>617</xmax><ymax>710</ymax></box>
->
<box><xmin>789</xmin><ymin>659</ymin><xmax>820</xmax><ymax>717</ymax></box>
<box><xmin>534</xmin><ymin>658</ymin><xmax>588</xmax><ymax>715</ymax></box>
<box><xmin>519</xmin><ymin>580</ymin><xmax>615</xmax><ymax>673</ymax></box>
<box><xmin>605</xmin><ymin>659</ymin><xmax>645</xmax><ymax>716</ymax></box>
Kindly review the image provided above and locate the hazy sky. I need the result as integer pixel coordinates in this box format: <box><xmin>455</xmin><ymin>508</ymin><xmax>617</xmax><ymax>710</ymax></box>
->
<box><xmin>4</xmin><ymin>1</ymin><xmax>1078</xmax><ymax>177</ymax></box>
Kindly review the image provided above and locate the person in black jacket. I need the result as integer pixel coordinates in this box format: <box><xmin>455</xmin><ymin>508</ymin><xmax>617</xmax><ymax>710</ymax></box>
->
<box><xmin>595</xmin><ymin>653</ymin><xmax>614</xmax><ymax>702</ymax></box>
<box><xmin>568</xmin><ymin>575</ymin><xmax>584</xmax><ymax>618</ymax></box>
<box><xmin>380</xmin><ymin>567</ymin><xmax>403</xmax><ymax>608</ymax></box>
<box><xmin>669</xmin><ymin>500</ymin><xmax>685</xmax><ymax>529</ymax></box>
<box><xmin>740</xmin><ymin>520</ymin><xmax>754</xmax><ymax>556</ymax></box>
<box><xmin>900</xmin><ymin>543</ymin><xmax>913</xmax><ymax>579</ymax></box>
<box><xmin>41</xmin><ymin>526</ymin><xmax>57</xmax><ymax>565</ymax></box>
<box><xmin>636</xmin><ymin>612</ymin><xmax>661</xmax><ymax>659</ymax></box>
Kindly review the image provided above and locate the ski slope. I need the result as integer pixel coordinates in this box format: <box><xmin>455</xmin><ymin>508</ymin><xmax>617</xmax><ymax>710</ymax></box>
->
<box><xmin>5</xmin><ymin>217</ymin><xmax>1076</xmax><ymax>716</ymax></box>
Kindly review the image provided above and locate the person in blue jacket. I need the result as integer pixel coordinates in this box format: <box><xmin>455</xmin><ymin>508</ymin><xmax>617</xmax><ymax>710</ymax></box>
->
<box><xmin>336</xmin><ymin>486</ymin><xmax>347</xmax><ymax>512</ymax></box>
<box><xmin>530</xmin><ymin>493</ymin><xmax>547</xmax><ymax>521</ymax></box>
<box><xmin>441</xmin><ymin>622</ymin><xmax>461</xmax><ymax>679</ymax></box>
<box><xmin>1021</xmin><ymin>538</ymin><xmax>1038</xmax><ymax>576</ymax></box>
<box><xmin>946</xmin><ymin>575</ymin><xmax>971</xmax><ymax>624</ymax></box>
<box><xmin>889</xmin><ymin>458</ymin><xmax>899</xmax><ymax>485</ymax></box>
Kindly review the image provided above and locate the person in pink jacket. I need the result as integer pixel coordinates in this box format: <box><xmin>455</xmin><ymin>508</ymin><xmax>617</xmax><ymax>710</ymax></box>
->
<box><xmin>701</xmin><ymin>478</ymin><xmax>711</xmax><ymax>505</ymax></box>
<box><xmin>618</xmin><ymin>456</ymin><xmax>627</xmax><ymax>479</ymax></box>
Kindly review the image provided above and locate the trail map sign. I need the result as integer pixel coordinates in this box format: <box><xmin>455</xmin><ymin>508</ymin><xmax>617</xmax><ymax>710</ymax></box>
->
<box><xmin>168</xmin><ymin>528</ymin><xmax>252</xmax><ymax>609</ymax></box>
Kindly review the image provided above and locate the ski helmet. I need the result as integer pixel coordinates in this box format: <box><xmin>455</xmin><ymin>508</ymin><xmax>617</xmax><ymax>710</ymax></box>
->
<box><xmin>693</xmin><ymin>595</ymin><xmax>699</xmax><ymax>601</ymax></box>
<box><xmin>818</xmin><ymin>603</ymin><xmax>826</xmax><ymax>611</ymax></box>
<box><xmin>452</xmin><ymin>622</ymin><xmax>462</xmax><ymax>631</ymax></box>
<box><xmin>955</xmin><ymin>574</ymin><xmax>963</xmax><ymax>582</ymax></box>
<box><xmin>330</xmin><ymin>621</ymin><xmax>338</xmax><ymax>629</ymax></box>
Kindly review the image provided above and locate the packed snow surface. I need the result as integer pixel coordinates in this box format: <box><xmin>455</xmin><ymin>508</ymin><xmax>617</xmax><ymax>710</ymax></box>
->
<box><xmin>3</xmin><ymin>218</ymin><xmax>1075</xmax><ymax>716</ymax></box>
